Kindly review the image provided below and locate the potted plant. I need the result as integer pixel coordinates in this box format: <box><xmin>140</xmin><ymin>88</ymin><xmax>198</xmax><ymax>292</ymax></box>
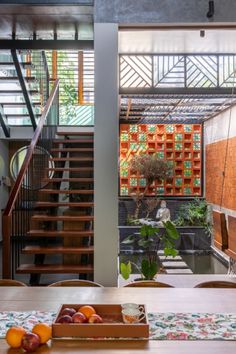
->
<box><xmin>120</xmin><ymin>221</ymin><xmax>180</xmax><ymax>281</ymax></box>
<box><xmin>129</xmin><ymin>154</ymin><xmax>173</xmax><ymax>220</ymax></box>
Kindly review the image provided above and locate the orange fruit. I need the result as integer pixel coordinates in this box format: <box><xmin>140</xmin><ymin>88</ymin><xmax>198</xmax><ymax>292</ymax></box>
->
<box><xmin>5</xmin><ymin>326</ymin><xmax>26</xmax><ymax>348</ymax></box>
<box><xmin>78</xmin><ymin>305</ymin><xmax>96</xmax><ymax>319</ymax></box>
<box><xmin>32</xmin><ymin>323</ymin><xmax>52</xmax><ymax>344</ymax></box>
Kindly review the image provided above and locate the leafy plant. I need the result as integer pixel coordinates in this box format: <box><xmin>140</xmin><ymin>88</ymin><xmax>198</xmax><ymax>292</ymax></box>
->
<box><xmin>120</xmin><ymin>221</ymin><xmax>179</xmax><ymax>280</ymax></box>
<box><xmin>174</xmin><ymin>198</ymin><xmax>212</xmax><ymax>235</ymax></box>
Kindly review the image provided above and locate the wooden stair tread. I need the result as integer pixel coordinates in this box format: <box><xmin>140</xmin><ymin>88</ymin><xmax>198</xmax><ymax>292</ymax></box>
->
<box><xmin>27</xmin><ymin>230</ymin><xmax>94</xmax><ymax>237</ymax></box>
<box><xmin>57</xmin><ymin>132</ymin><xmax>94</xmax><ymax>136</ymax></box>
<box><xmin>16</xmin><ymin>264</ymin><xmax>94</xmax><ymax>274</ymax></box>
<box><xmin>22</xmin><ymin>246</ymin><xmax>94</xmax><ymax>254</ymax></box>
<box><xmin>51</xmin><ymin>148</ymin><xmax>94</xmax><ymax>152</ymax></box>
<box><xmin>32</xmin><ymin>215</ymin><xmax>94</xmax><ymax>221</ymax></box>
<box><xmin>40</xmin><ymin>189</ymin><xmax>94</xmax><ymax>194</ymax></box>
<box><xmin>42</xmin><ymin>178</ymin><xmax>94</xmax><ymax>183</ymax></box>
<box><xmin>53</xmin><ymin>139</ymin><xmax>94</xmax><ymax>144</ymax></box>
<box><xmin>45</xmin><ymin>167</ymin><xmax>93</xmax><ymax>172</ymax></box>
<box><xmin>35</xmin><ymin>202</ymin><xmax>94</xmax><ymax>207</ymax></box>
<box><xmin>49</xmin><ymin>157</ymin><xmax>94</xmax><ymax>161</ymax></box>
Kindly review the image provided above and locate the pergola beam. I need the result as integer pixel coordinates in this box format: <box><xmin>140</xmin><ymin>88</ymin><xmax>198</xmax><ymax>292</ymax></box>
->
<box><xmin>120</xmin><ymin>87</ymin><xmax>236</xmax><ymax>96</ymax></box>
<box><xmin>0</xmin><ymin>40</ymin><xmax>94</xmax><ymax>50</ymax></box>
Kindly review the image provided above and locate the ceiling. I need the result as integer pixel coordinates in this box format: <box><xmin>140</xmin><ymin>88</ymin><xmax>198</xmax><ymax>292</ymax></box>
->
<box><xmin>0</xmin><ymin>4</ymin><xmax>93</xmax><ymax>40</ymax></box>
<box><xmin>119</xmin><ymin>29</ymin><xmax>236</xmax><ymax>122</ymax></box>
<box><xmin>119</xmin><ymin>29</ymin><xmax>236</xmax><ymax>54</ymax></box>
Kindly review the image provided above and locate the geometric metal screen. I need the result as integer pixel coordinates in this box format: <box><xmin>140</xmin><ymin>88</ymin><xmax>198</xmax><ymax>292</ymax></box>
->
<box><xmin>120</xmin><ymin>54</ymin><xmax>236</xmax><ymax>89</ymax></box>
<box><xmin>46</xmin><ymin>50</ymin><xmax>94</xmax><ymax>125</ymax></box>
<box><xmin>120</xmin><ymin>123</ymin><xmax>202</xmax><ymax>197</ymax></box>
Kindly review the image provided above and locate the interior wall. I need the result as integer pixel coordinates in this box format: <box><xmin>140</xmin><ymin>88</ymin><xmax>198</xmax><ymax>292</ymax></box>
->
<box><xmin>0</xmin><ymin>140</ymin><xmax>9</xmax><ymax>242</ymax></box>
<box><xmin>204</xmin><ymin>105</ymin><xmax>236</xmax><ymax>219</ymax></box>
<box><xmin>96</xmin><ymin>0</ymin><xmax>236</xmax><ymax>23</ymax></box>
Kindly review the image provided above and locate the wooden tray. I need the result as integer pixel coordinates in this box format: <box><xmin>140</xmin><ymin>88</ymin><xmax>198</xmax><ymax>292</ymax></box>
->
<box><xmin>52</xmin><ymin>304</ymin><xmax>149</xmax><ymax>339</ymax></box>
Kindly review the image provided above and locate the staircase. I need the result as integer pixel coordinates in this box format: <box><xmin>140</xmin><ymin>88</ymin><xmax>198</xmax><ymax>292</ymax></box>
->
<box><xmin>0</xmin><ymin>49</ymin><xmax>47</xmax><ymax>135</ymax></box>
<box><xmin>16</xmin><ymin>131</ymin><xmax>94</xmax><ymax>284</ymax></box>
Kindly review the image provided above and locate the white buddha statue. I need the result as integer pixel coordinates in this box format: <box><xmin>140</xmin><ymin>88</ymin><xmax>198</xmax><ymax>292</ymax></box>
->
<box><xmin>155</xmin><ymin>200</ymin><xmax>171</xmax><ymax>226</ymax></box>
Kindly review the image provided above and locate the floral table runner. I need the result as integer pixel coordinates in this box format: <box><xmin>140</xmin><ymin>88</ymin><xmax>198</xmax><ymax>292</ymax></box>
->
<box><xmin>0</xmin><ymin>311</ymin><xmax>236</xmax><ymax>340</ymax></box>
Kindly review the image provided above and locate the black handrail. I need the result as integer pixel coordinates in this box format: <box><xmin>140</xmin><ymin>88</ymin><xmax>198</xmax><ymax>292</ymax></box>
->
<box><xmin>2</xmin><ymin>79</ymin><xmax>59</xmax><ymax>279</ymax></box>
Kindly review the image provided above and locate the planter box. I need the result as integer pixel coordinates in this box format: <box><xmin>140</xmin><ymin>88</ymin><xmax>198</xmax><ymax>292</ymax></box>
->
<box><xmin>119</xmin><ymin>226</ymin><xmax>210</xmax><ymax>252</ymax></box>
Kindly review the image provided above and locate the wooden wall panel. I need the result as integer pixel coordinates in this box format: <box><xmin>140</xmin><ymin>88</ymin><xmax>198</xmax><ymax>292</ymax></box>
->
<box><xmin>206</xmin><ymin>137</ymin><xmax>236</xmax><ymax>210</ymax></box>
<box><xmin>226</xmin><ymin>216</ymin><xmax>236</xmax><ymax>259</ymax></box>
<box><xmin>212</xmin><ymin>210</ymin><xmax>228</xmax><ymax>250</ymax></box>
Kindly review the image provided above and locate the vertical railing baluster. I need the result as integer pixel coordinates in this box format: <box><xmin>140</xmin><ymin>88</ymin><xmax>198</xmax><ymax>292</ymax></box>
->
<box><xmin>3</xmin><ymin>80</ymin><xmax>59</xmax><ymax>279</ymax></box>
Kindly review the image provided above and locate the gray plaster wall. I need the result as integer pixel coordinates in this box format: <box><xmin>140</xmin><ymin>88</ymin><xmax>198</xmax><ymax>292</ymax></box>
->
<box><xmin>94</xmin><ymin>23</ymin><xmax>119</xmax><ymax>286</ymax></box>
<box><xmin>95</xmin><ymin>0</ymin><xmax>236</xmax><ymax>24</ymax></box>
<box><xmin>0</xmin><ymin>140</ymin><xmax>9</xmax><ymax>242</ymax></box>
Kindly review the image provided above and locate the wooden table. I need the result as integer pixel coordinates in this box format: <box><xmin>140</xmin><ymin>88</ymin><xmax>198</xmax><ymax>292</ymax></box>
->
<box><xmin>0</xmin><ymin>287</ymin><xmax>236</xmax><ymax>353</ymax></box>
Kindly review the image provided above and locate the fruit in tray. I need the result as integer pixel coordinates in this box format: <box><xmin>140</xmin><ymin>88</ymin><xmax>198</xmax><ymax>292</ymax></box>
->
<box><xmin>60</xmin><ymin>307</ymin><xmax>77</xmax><ymax>317</ymax></box>
<box><xmin>78</xmin><ymin>305</ymin><xmax>96</xmax><ymax>319</ymax></box>
<box><xmin>57</xmin><ymin>315</ymin><xmax>73</xmax><ymax>323</ymax></box>
<box><xmin>88</xmin><ymin>314</ymin><xmax>103</xmax><ymax>323</ymax></box>
<box><xmin>72</xmin><ymin>312</ymin><xmax>87</xmax><ymax>323</ymax></box>
<box><xmin>56</xmin><ymin>305</ymin><xmax>104</xmax><ymax>324</ymax></box>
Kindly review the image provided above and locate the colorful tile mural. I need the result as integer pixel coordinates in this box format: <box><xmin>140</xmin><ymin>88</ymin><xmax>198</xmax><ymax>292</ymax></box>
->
<box><xmin>120</xmin><ymin>124</ymin><xmax>202</xmax><ymax>196</ymax></box>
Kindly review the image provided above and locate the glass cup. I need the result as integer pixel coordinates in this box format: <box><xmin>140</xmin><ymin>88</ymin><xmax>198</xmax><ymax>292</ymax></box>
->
<box><xmin>122</xmin><ymin>308</ymin><xmax>145</xmax><ymax>324</ymax></box>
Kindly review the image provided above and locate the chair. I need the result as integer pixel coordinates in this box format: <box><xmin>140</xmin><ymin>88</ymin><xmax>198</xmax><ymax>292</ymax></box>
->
<box><xmin>124</xmin><ymin>280</ymin><xmax>174</xmax><ymax>288</ymax></box>
<box><xmin>0</xmin><ymin>279</ymin><xmax>27</xmax><ymax>287</ymax></box>
<box><xmin>194</xmin><ymin>281</ymin><xmax>236</xmax><ymax>288</ymax></box>
<box><xmin>48</xmin><ymin>279</ymin><xmax>103</xmax><ymax>287</ymax></box>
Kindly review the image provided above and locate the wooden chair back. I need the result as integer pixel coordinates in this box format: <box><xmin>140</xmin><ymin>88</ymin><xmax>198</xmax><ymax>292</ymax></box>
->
<box><xmin>48</xmin><ymin>279</ymin><xmax>103</xmax><ymax>287</ymax></box>
<box><xmin>0</xmin><ymin>279</ymin><xmax>27</xmax><ymax>286</ymax></box>
<box><xmin>124</xmin><ymin>280</ymin><xmax>174</xmax><ymax>288</ymax></box>
<box><xmin>195</xmin><ymin>281</ymin><xmax>236</xmax><ymax>288</ymax></box>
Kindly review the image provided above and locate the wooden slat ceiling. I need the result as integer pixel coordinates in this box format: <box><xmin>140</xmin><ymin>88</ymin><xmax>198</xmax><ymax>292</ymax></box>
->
<box><xmin>120</xmin><ymin>94</ymin><xmax>236</xmax><ymax>123</ymax></box>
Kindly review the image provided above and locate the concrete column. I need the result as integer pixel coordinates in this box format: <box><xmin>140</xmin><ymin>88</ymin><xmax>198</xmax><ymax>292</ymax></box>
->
<box><xmin>94</xmin><ymin>23</ymin><xmax>119</xmax><ymax>286</ymax></box>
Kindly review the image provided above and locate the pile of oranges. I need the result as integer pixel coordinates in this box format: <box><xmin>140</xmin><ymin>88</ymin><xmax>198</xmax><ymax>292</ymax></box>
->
<box><xmin>6</xmin><ymin>322</ymin><xmax>52</xmax><ymax>352</ymax></box>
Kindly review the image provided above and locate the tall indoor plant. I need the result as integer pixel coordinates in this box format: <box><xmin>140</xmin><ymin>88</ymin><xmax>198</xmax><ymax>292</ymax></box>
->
<box><xmin>129</xmin><ymin>154</ymin><xmax>173</xmax><ymax>219</ymax></box>
<box><xmin>120</xmin><ymin>221</ymin><xmax>179</xmax><ymax>280</ymax></box>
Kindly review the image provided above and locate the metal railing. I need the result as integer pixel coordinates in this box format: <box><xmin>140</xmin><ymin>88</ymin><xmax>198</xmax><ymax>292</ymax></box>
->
<box><xmin>2</xmin><ymin>80</ymin><xmax>59</xmax><ymax>279</ymax></box>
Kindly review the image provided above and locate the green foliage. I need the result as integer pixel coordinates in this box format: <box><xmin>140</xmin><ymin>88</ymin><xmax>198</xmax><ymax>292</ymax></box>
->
<box><xmin>141</xmin><ymin>259</ymin><xmax>158</xmax><ymax>280</ymax></box>
<box><xmin>174</xmin><ymin>198</ymin><xmax>209</xmax><ymax>226</ymax></box>
<box><xmin>131</xmin><ymin>154</ymin><xmax>173</xmax><ymax>186</ymax></box>
<box><xmin>120</xmin><ymin>262</ymin><xmax>132</xmax><ymax>280</ymax></box>
<box><xmin>174</xmin><ymin>198</ymin><xmax>212</xmax><ymax>236</ymax></box>
<box><xmin>129</xmin><ymin>155</ymin><xmax>172</xmax><ymax>219</ymax></box>
<box><xmin>120</xmin><ymin>222</ymin><xmax>180</xmax><ymax>280</ymax></box>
